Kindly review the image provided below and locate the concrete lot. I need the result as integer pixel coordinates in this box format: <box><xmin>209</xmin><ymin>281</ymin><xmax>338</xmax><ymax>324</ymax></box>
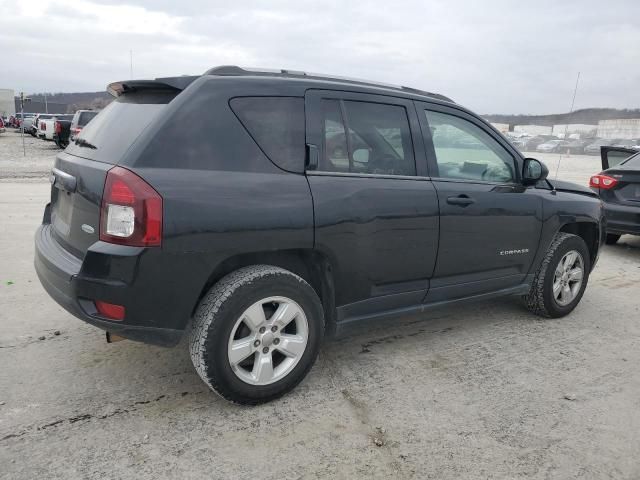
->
<box><xmin>1</xmin><ymin>130</ymin><xmax>640</xmax><ymax>479</ymax></box>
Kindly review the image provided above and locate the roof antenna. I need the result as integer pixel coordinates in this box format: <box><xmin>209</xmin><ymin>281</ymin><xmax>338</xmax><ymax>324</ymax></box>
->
<box><xmin>555</xmin><ymin>72</ymin><xmax>580</xmax><ymax>179</ymax></box>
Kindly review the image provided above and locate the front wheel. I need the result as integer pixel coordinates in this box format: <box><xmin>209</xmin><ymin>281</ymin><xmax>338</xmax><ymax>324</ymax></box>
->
<box><xmin>189</xmin><ymin>265</ymin><xmax>324</xmax><ymax>405</ymax></box>
<box><xmin>524</xmin><ymin>232</ymin><xmax>590</xmax><ymax>318</ymax></box>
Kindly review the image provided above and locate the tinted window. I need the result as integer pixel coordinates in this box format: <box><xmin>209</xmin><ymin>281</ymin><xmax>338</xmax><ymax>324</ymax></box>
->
<box><xmin>230</xmin><ymin>97</ymin><xmax>305</xmax><ymax>173</ymax></box>
<box><xmin>321</xmin><ymin>99</ymin><xmax>349</xmax><ymax>172</ymax></box>
<box><xmin>65</xmin><ymin>92</ymin><xmax>175</xmax><ymax>164</ymax></box>
<box><xmin>78</xmin><ymin>111</ymin><xmax>98</xmax><ymax>126</ymax></box>
<box><xmin>320</xmin><ymin>99</ymin><xmax>415</xmax><ymax>176</ymax></box>
<box><xmin>622</xmin><ymin>153</ymin><xmax>640</xmax><ymax>167</ymax></box>
<box><xmin>425</xmin><ymin>110</ymin><xmax>515</xmax><ymax>183</ymax></box>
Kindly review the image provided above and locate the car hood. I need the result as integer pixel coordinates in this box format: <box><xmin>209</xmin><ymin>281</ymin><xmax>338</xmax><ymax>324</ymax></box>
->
<box><xmin>547</xmin><ymin>178</ymin><xmax>598</xmax><ymax>197</ymax></box>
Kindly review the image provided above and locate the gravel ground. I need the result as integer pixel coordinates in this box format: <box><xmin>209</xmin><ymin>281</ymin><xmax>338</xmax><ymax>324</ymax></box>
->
<box><xmin>1</xmin><ymin>130</ymin><xmax>640</xmax><ymax>479</ymax></box>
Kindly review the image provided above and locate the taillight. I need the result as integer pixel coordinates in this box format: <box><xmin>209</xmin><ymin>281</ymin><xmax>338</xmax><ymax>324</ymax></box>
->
<box><xmin>589</xmin><ymin>174</ymin><xmax>618</xmax><ymax>190</ymax></box>
<box><xmin>100</xmin><ymin>166</ymin><xmax>163</xmax><ymax>246</ymax></box>
<box><xmin>55</xmin><ymin>121</ymin><xmax>61</xmax><ymax>134</ymax></box>
<box><xmin>95</xmin><ymin>300</ymin><xmax>125</xmax><ymax>321</ymax></box>
<box><xmin>42</xmin><ymin>123</ymin><xmax>46</xmax><ymax>131</ymax></box>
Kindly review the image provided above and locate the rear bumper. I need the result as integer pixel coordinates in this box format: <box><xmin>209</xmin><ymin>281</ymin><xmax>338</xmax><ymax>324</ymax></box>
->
<box><xmin>34</xmin><ymin>223</ymin><xmax>183</xmax><ymax>346</ymax></box>
<box><xmin>603</xmin><ymin>202</ymin><xmax>640</xmax><ymax>236</ymax></box>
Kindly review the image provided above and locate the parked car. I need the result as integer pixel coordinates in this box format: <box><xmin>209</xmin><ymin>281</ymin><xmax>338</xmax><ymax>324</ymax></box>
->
<box><xmin>584</xmin><ymin>139</ymin><xmax>615</xmax><ymax>155</ymax></box>
<box><xmin>54</xmin><ymin>117</ymin><xmax>73</xmax><ymax>148</ymax></box>
<box><xmin>39</xmin><ymin>114</ymin><xmax>74</xmax><ymax>141</ymax></box>
<box><xmin>536</xmin><ymin>140</ymin><xmax>570</xmax><ymax>153</ymax></box>
<box><xmin>563</xmin><ymin>139</ymin><xmax>591</xmax><ymax>155</ymax></box>
<box><xmin>589</xmin><ymin>147</ymin><xmax>640</xmax><ymax>244</ymax></box>
<box><xmin>32</xmin><ymin>114</ymin><xmax>55</xmax><ymax>137</ymax></box>
<box><xmin>69</xmin><ymin>110</ymin><xmax>99</xmax><ymax>140</ymax></box>
<box><xmin>519</xmin><ymin>136</ymin><xmax>548</xmax><ymax>151</ymax></box>
<box><xmin>35</xmin><ymin>66</ymin><xmax>604</xmax><ymax>404</ymax></box>
<box><xmin>14</xmin><ymin>113</ymin><xmax>35</xmax><ymax>130</ymax></box>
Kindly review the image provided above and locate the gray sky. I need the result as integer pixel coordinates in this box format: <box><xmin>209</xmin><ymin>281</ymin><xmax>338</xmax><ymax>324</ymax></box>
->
<box><xmin>1</xmin><ymin>0</ymin><xmax>639</xmax><ymax>114</ymax></box>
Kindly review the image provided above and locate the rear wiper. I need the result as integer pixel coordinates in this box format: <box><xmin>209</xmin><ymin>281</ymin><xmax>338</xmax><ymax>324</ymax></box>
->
<box><xmin>74</xmin><ymin>138</ymin><xmax>97</xmax><ymax>149</ymax></box>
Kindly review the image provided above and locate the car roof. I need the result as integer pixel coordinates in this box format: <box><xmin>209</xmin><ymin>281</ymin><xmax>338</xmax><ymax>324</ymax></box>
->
<box><xmin>108</xmin><ymin>65</ymin><xmax>455</xmax><ymax>106</ymax></box>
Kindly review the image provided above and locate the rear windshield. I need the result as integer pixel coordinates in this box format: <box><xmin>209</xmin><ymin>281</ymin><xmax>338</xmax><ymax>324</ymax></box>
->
<box><xmin>66</xmin><ymin>92</ymin><xmax>175</xmax><ymax>164</ymax></box>
<box><xmin>622</xmin><ymin>153</ymin><xmax>640</xmax><ymax>167</ymax></box>
<box><xmin>78</xmin><ymin>111</ymin><xmax>98</xmax><ymax>126</ymax></box>
<box><xmin>230</xmin><ymin>97</ymin><xmax>305</xmax><ymax>172</ymax></box>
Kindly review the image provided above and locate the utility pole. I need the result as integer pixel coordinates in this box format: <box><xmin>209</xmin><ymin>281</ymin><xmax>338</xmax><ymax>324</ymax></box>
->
<box><xmin>44</xmin><ymin>92</ymin><xmax>48</xmax><ymax>113</ymax></box>
<box><xmin>555</xmin><ymin>72</ymin><xmax>581</xmax><ymax>179</ymax></box>
<box><xmin>19</xmin><ymin>92</ymin><xmax>31</xmax><ymax>157</ymax></box>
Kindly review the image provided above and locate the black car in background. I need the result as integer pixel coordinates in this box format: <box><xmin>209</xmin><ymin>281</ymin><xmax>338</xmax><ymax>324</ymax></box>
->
<box><xmin>53</xmin><ymin>117</ymin><xmax>73</xmax><ymax>148</ymax></box>
<box><xmin>35</xmin><ymin>66</ymin><xmax>604</xmax><ymax>404</ymax></box>
<box><xmin>590</xmin><ymin>147</ymin><xmax>640</xmax><ymax>244</ymax></box>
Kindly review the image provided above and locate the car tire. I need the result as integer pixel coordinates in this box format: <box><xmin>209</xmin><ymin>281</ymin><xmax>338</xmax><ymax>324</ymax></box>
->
<box><xmin>605</xmin><ymin>234</ymin><xmax>621</xmax><ymax>245</ymax></box>
<box><xmin>524</xmin><ymin>232</ymin><xmax>590</xmax><ymax>318</ymax></box>
<box><xmin>189</xmin><ymin>265</ymin><xmax>324</xmax><ymax>405</ymax></box>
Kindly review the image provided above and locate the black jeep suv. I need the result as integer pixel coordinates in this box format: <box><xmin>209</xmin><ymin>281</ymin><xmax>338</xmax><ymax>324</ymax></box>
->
<box><xmin>35</xmin><ymin>66</ymin><xmax>604</xmax><ymax>404</ymax></box>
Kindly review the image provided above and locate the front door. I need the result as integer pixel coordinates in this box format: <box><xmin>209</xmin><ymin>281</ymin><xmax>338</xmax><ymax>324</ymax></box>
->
<box><xmin>417</xmin><ymin>103</ymin><xmax>543</xmax><ymax>302</ymax></box>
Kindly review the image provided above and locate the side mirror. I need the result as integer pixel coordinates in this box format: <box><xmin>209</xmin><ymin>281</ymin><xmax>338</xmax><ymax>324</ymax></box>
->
<box><xmin>522</xmin><ymin>158</ymin><xmax>548</xmax><ymax>185</ymax></box>
<box><xmin>353</xmin><ymin>148</ymin><xmax>370</xmax><ymax>163</ymax></box>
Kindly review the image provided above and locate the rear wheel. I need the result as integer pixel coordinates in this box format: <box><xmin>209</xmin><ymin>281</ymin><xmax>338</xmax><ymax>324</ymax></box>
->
<box><xmin>605</xmin><ymin>234</ymin><xmax>621</xmax><ymax>245</ymax></box>
<box><xmin>189</xmin><ymin>265</ymin><xmax>324</xmax><ymax>405</ymax></box>
<box><xmin>524</xmin><ymin>232</ymin><xmax>590</xmax><ymax>318</ymax></box>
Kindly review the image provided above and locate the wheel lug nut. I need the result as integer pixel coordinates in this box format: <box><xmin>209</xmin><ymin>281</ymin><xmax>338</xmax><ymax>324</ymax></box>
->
<box><xmin>262</xmin><ymin>347</ymin><xmax>269</xmax><ymax>354</ymax></box>
<box><xmin>259</xmin><ymin>327</ymin><xmax>266</xmax><ymax>334</ymax></box>
<box><xmin>253</xmin><ymin>340</ymin><xmax>260</xmax><ymax>347</ymax></box>
<box><xmin>271</xmin><ymin>326</ymin><xmax>278</xmax><ymax>332</ymax></box>
<box><xmin>273</xmin><ymin>338</ymin><xmax>280</xmax><ymax>345</ymax></box>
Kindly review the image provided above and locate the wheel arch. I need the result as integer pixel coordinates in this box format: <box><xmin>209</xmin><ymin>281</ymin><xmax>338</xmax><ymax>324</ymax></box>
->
<box><xmin>558</xmin><ymin>221</ymin><xmax>600</xmax><ymax>269</ymax></box>
<box><xmin>191</xmin><ymin>249</ymin><xmax>337</xmax><ymax>334</ymax></box>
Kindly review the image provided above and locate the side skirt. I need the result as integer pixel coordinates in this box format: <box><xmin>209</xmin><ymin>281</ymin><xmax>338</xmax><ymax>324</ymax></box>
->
<box><xmin>333</xmin><ymin>281</ymin><xmax>531</xmax><ymax>337</ymax></box>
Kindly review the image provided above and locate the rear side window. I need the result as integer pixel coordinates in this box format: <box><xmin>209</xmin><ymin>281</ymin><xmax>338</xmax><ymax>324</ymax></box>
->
<box><xmin>623</xmin><ymin>153</ymin><xmax>640</xmax><ymax>167</ymax></box>
<box><xmin>79</xmin><ymin>111</ymin><xmax>98</xmax><ymax>126</ymax></box>
<box><xmin>319</xmin><ymin>99</ymin><xmax>416</xmax><ymax>176</ymax></box>
<box><xmin>230</xmin><ymin>97</ymin><xmax>305</xmax><ymax>173</ymax></box>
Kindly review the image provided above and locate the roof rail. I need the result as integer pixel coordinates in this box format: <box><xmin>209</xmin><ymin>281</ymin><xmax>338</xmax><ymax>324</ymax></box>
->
<box><xmin>203</xmin><ymin>65</ymin><xmax>454</xmax><ymax>103</ymax></box>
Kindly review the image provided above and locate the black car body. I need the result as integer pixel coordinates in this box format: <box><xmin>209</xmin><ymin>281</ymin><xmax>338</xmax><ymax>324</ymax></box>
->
<box><xmin>590</xmin><ymin>147</ymin><xmax>640</xmax><ymax>243</ymax></box>
<box><xmin>35</xmin><ymin>66</ymin><xmax>605</xmax><ymax>403</ymax></box>
<box><xmin>53</xmin><ymin>116</ymin><xmax>73</xmax><ymax>148</ymax></box>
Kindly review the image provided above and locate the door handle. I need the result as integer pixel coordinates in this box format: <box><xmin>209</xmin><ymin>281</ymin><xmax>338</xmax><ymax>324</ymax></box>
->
<box><xmin>447</xmin><ymin>195</ymin><xmax>475</xmax><ymax>206</ymax></box>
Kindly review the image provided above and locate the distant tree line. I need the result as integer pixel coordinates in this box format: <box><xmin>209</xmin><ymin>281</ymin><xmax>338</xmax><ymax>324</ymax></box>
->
<box><xmin>24</xmin><ymin>92</ymin><xmax>113</xmax><ymax>113</ymax></box>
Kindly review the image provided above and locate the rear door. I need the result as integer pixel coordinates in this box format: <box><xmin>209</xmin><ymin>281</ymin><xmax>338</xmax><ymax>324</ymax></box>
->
<box><xmin>601</xmin><ymin>146</ymin><xmax>637</xmax><ymax>170</ymax></box>
<box><xmin>305</xmin><ymin>90</ymin><xmax>439</xmax><ymax>320</ymax></box>
<box><xmin>417</xmin><ymin>102</ymin><xmax>543</xmax><ymax>301</ymax></box>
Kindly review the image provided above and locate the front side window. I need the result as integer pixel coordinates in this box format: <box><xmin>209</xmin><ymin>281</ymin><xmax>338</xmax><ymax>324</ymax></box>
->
<box><xmin>425</xmin><ymin>110</ymin><xmax>515</xmax><ymax>183</ymax></box>
<box><xmin>319</xmin><ymin>99</ymin><xmax>416</xmax><ymax>176</ymax></box>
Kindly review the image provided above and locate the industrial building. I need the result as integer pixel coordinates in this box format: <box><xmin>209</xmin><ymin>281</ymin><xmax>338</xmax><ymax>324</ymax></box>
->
<box><xmin>0</xmin><ymin>89</ymin><xmax>16</xmax><ymax>117</ymax></box>
<box><xmin>13</xmin><ymin>98</ymin><xmax>67</xmax><ymax>114</ymax></box>
<box><xmin>514</xmin><ymin>125</ymin><xmax>553</xmax><ymax>136</ymax></box>
<box><xmin>597</xmin><ymin>119</ymin><xmax>640</xmax><ymax>139</ymax></box>
<box><xmin>552</xmin><ymin>124</ymin><xmax>597</xmax><ymax>136</ymax></box>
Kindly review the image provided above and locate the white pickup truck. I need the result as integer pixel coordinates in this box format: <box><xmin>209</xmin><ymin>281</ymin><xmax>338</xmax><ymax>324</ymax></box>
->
<box><xmin>38</xmin><ymin>114</ymin><xmax>73</xmax><ymax>140</ymax></box>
